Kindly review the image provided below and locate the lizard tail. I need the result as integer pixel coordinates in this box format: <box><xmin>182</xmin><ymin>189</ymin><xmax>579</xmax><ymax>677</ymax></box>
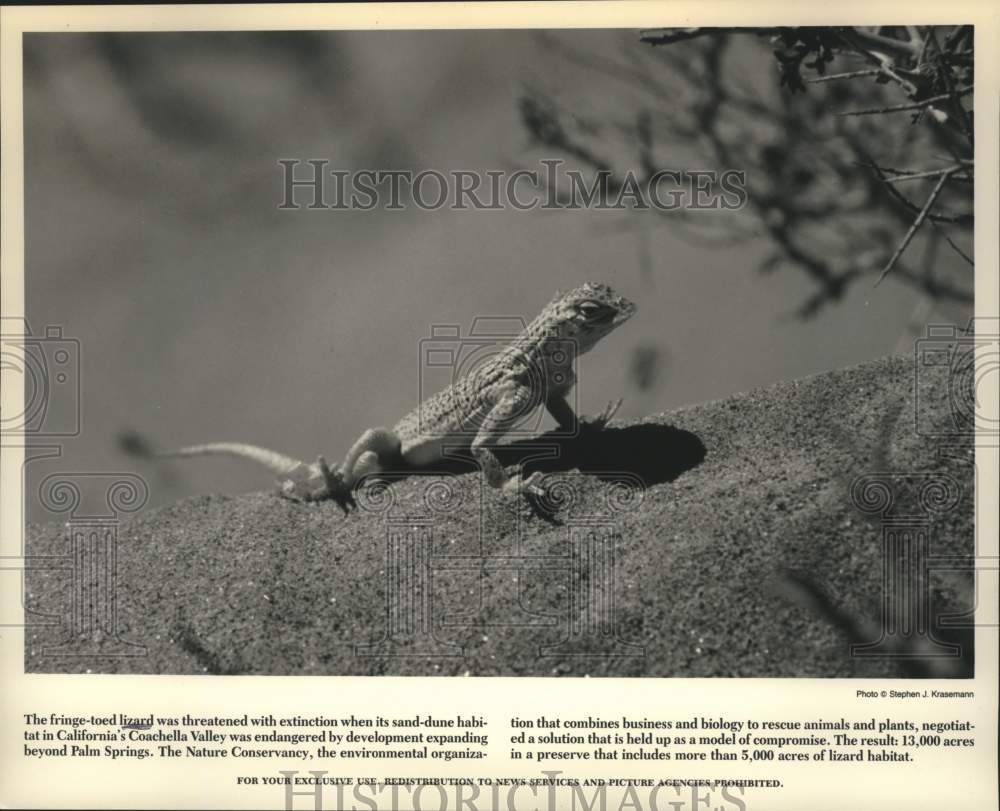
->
<box><xmin>157</xmin><ymin>443</ymin><xmax>307</xmax><ymax>476</ymax></box>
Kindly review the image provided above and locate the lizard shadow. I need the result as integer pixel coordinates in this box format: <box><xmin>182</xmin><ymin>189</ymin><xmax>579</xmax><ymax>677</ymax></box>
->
<box><xmin>427</xmin><ymin>423</ymin><xmax>706</xmax><ymax>487</ymax></box>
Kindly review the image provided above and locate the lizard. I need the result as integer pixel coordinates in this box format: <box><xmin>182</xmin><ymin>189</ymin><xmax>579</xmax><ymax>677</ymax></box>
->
<box><xmin>143</xmin><ymin>282</ymin><xmax>636</xmax><ymax>513</ymax></box>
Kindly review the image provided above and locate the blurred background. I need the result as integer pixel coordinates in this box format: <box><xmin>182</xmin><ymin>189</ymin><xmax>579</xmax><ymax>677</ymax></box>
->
<box><xmin>22</xmin><ymin>28</ymin><xmax>973</xmax><ymax>520</ymax></box>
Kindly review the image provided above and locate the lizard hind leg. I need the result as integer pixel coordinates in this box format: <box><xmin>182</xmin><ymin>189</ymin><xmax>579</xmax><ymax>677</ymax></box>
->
<box><xmin>353</xmin><ymin>451</ymin><xmax>383</xmax><ymax>479</ymax></box>
<box><xmin>278</xmin><ymin>429</ymin><xmax>402</xmax><ymax>512</ymax></box>
<box><xmin>306</xmin><ymin>428</ymin><xmax>404</xmax><ymax>512</ymax></box>
<box><xmin>338</xmin><ymin>428</ymin><xmax>403</xmax><ymax>487</ymax></box>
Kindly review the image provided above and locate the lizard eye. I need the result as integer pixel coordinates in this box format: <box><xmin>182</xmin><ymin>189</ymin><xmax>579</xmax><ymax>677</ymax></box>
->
<box><xmin>575</xmin><ymin>300</ymin><xmax>609</xmax><ymax>321</ymax></box>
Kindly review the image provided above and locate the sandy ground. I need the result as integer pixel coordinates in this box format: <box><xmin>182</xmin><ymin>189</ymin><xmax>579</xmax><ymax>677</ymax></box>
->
<box><xmin>25</xmin><ymin>355</ymin><xmax>974</xmax><ymax>677</ymax></box>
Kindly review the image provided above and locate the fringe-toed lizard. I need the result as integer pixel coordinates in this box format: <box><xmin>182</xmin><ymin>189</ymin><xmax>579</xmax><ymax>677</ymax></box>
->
<box><xmin>145</xmin><ymin>282</ymin><xmax>636</xmax><ymax>512</ymax></box>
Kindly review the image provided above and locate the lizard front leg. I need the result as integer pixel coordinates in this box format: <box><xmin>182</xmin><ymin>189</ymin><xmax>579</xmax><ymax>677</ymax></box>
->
<box><xmin>546</xmin><ymin>393</ymin><xmax>623</xmax><ymax>433</ymax></box>
<box><xmin>471</xmin><ymin>393</ymin><xmax>547</xmax><ymax>502</ymax></box>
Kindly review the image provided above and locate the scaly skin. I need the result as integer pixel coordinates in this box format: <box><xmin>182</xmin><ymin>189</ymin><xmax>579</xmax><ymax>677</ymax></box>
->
<box><xmin>154</xmin><ymin>282</ymin><xmax>636</xmax><ymax>512</ymax></box>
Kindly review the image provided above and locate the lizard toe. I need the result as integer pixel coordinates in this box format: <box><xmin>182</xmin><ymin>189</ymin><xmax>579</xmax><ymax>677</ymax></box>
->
<box><xmin>579</xmin><ymin>398</ymin><xmax>623</xmax><ymax>433</ymax></box>
<box><xmin>331</xmin><ymin>488</ymin><xmax>358</xmax><ymax>515</ymax></box>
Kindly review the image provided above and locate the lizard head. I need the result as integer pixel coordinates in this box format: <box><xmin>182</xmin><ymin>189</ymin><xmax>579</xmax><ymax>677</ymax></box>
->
<box><xmin>541</xmin><ymin>282</ymin><xmax>637</xmax><ymax>356</ymax></box>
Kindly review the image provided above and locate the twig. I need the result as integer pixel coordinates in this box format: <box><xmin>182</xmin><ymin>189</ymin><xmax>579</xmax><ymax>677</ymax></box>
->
<box><xmin>859</xmin><ymin>162</ymin><xmax>927</xmax><ymax>176</ymax></box>
<box><xmin>837</xmin><ymin>87</ymin><xmax>973</xmax><ymax>116</ymax></box>
<box><xmin>639</xmin><ymin>27</ymin><xmax>775</xmax><ymax>46</ymax></box>
<box><xmin>540</xmin><ymin>33</ymin><xmax>673</xmax><ymax>106</ymax></box>
<box><xmin>859</xmin><ymin>158</ymin><xmax>973</xmax><ymax>223</ymax></box>
<box><xmin>836</xmin><ymin>30</ymin><xmax>919</xmax><ymax>96</ymax></box>
<box><xmin>927</xmin><ymin>28</ymin><xmax>975</xmax><ymax>144</ymax></box>
<box><xmin>806</xmin><ymin>69</ymin><xmax>881</xmax><ymax>83</ymax></box>
<box><xmin>876</xmin><ymin>154</ymin><xmax>975</xmax><ymax>267</ymax></box>
<box><xmin>942</xmin><ymin>25</ymin><xmax>972</xmax><ymax>53</ymax></box>
<box><xmin>881</xmin><ymin>165</ymin><xmax>966</xmax><ymax>183</ymax></box>
<box><xmin>928</xmin><ymin>218</ymin><xmax>974</xmax><ymax>267</ymax></box>
<box><xmin>847</xmin><ymin>28</ymin><xmax>922</xmax><ymax>59</ymax></box>
<box><xmin>875</xmin><ymin>169</ymin><xmax>955</xmax><ymax>285</ymax></box>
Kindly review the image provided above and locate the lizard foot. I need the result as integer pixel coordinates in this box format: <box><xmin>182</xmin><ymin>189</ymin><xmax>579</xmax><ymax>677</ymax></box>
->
<box><xmin>503</xmin><ymin>471</ymin><xmax>561</xmax><ymax>523</ymax></box>
<box><xmin>278</xmin><ymin>456</ymin><xmax>356</xmax><ymax>514</ymax></box>
<box><xmin>579</xmin><ymin>398</ymin><xmax>623</xmax><ymax>433</ymax></box>
<box><xmin>315</xmin><ymin>455</ymin><xmax>357</xmax><ymax>514</ymax></box>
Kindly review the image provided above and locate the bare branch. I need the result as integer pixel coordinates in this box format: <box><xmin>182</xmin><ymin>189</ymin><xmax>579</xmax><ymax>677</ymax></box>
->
<box><xmin>926</xmin><ymin>28</ymin><xmax>975</xmax><ymax>143</ymax></box>
<box><xmin>845</xmin><ymin>28</ymin><xmax>922</xmax><ymax>59</ymax></box>
<box><xmin>837</xmin><ymin>86</ymin><xmax>972</xmax><ymax>116</ymax></box>
<box><xmin>859</xmin><ymin>158</ymin><xmax>973</xmax><ymax>223</ymax></box>
<box><xmin>527</xmin><ymin>25</ymin><xmax>973</xmax><ymax>318</ymax></box>
<box><xmin>875</xmin><ymin>169</ymin><xmax>955</xmax><ymax>285</ymax></box>
<box><xmin>639</xmin><ymin>27</ymin><xmax>775</xmax><ymax>46</ymax></box>
<box><xmin>835</xmin><ymin>30</ymin><xmax>920</xmax><ymax>95</ymax></box>
<box><xmin>881</xmin><ymin>165</ymin><xmax>967</xmax><ymax>183</ymax></box>
<box><xmin>928</xmin><ymin>218</ymin><xmax>974</xmax><ymax>267</ymax></box>
<box><xmin>806</xmin><ymin>68</ymin><xmax>881</xmax><ymax>83</ymax></box>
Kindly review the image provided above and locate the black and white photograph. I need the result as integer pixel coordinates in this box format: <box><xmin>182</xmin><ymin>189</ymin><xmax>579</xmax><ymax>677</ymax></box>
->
<box><xmin>14</xmin><ymin>23</ymin><xmax>985</xmax><ymax>680</ymax></box>
<box><xmin>3</xmin><ymin>6</ymin><xmax>998</xmax><ymax>810</ymax></box>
